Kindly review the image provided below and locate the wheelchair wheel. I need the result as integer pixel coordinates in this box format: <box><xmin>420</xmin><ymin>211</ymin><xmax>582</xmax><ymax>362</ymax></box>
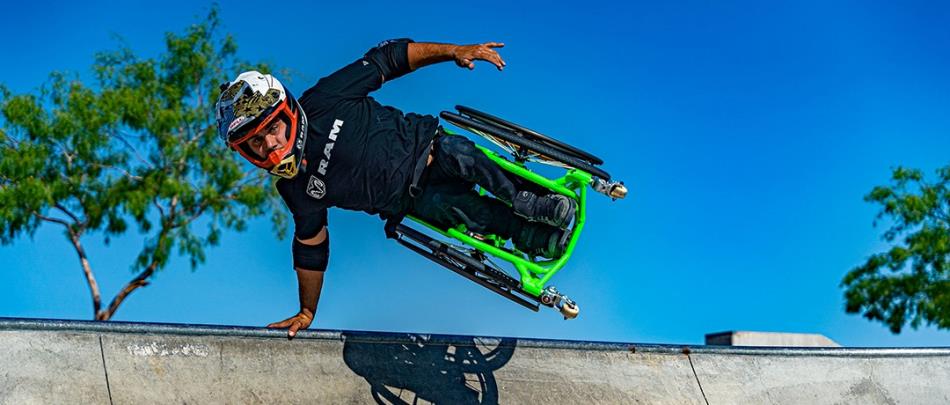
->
<box><xmin>455</xmin><ymin>105</ymin><xmax>604</xmax><ymax>165</ymax></box>
<box><xmin>440</xmin><ymin>110</ymin><xmax>612</xmax><ymax>181</ymax></box>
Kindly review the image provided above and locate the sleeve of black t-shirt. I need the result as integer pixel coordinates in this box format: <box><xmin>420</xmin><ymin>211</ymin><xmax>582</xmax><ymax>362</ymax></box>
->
<box><xmin>310</xmin><ymin>58</ymin><xmax>383</xmax><ymax>101</ymax></box>
<box><xmin>276</xmin><ymin>179</ymin><xmax>328</xmax><ymax>240</ymax></box>
<box><xmin>307</xmin><ymin>39</ymin><xmax>413</xmax><ymax>101</ymax></box>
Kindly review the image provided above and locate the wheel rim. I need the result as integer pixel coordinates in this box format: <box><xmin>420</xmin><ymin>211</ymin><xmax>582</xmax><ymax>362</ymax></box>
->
<box><xmin>465</xmin><ymin>125</ymin><xmax>576</xmax><ymax>170</ymax></box>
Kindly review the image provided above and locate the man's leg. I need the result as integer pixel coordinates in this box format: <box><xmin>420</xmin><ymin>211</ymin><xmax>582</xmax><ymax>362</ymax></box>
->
<box><xmin>429</xmin><ymin>133</ymin><xmax>577</xmax><ymax>228</ymax></box>
<box><xmin>410</xmin><ymin>181</ymin><xmax>568</xmax><ymax>258</ymax></box>
<box><xmin>427</xmin><ymin>134</ymin><xmax>519</xmax><ymax>202</ymax></box>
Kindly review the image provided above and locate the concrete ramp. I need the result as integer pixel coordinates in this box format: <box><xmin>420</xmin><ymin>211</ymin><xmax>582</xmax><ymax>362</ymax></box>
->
<box><xmin>0</xmin><ymin>318</ymin><xmax>947</xmax><ymax>404</ymax></box>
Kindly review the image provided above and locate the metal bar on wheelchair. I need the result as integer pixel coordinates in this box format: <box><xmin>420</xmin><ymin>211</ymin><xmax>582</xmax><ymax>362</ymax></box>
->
<box><xmin>394</xmin><ymin>224</ymin><xmax>541</xmax><ymax>311</ymax></box>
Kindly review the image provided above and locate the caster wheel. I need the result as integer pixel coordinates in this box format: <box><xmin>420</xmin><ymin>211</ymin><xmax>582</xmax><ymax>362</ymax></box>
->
<box><xmin>560</xmin><ymin>303</ymin><xmax>580</xmax><ymax>319</ymax></box>
<box><xmin>610</xmin><ymin>183</ymin><xmax>628</xmax><ymax>199</ymax></box>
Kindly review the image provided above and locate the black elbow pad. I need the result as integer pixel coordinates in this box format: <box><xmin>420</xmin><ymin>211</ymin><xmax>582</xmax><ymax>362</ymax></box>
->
<box><xmin>363</xmin><ymin>38</ymin><xmax>414</xmax><ymax>81</ymax></box>
<box><xmin>292</xmin><ymin>237</ymin><xmax>329</xmax><ymax>272</ymax></box>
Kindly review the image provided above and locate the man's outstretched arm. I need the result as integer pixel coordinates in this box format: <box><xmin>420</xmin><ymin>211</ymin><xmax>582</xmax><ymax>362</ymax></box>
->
<box><xmin>267</xmin><ymin>227</ymin><xmax>328</xmax><ymax>338</ymax></box>
<box><xmin>407</xmin><ymin>42</ymin><xmax>506</xmax><ymax>71</ymax></box>
<box><xmin>365</xmin><ymin>39</ymin><xmax>507</xmax><ymax>83</ymax></box>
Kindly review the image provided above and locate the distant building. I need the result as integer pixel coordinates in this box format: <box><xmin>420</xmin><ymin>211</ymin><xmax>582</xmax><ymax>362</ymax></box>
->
<box><xmin>705</xmin><ymin>331</ymin><xmax>840</xmax><ymax>347</ymax></box>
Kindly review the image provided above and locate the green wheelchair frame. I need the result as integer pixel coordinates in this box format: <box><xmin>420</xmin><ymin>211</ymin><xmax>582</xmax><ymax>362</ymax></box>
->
<box><xmin>393</xmin><ymin>106</ymin><xmax>627</xmax><ymax>319</ymax></box>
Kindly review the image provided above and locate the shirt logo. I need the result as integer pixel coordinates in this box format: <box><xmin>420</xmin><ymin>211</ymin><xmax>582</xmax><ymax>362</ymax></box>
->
<box><xmin>318</xmin><ymin>119</ymin><xmax>343</xmax><ymax>176</ymax></box>
<box><xmin>306</xmin><ymin>175</ymin><xmax>326</xmax><ymax>200</ymax></box>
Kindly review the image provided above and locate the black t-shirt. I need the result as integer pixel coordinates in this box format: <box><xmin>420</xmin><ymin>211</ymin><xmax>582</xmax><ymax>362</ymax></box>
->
<box><xmin>276</xmin><ymin>42</ymin><xmax>439</xmax><ymax>240</ymax></box>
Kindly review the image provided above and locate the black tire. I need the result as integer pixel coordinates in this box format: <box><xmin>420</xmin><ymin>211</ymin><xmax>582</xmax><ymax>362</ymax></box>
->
<box><xmin>455</xmin><ymin>105</ymin><xmax>604</xmax><ymax>165</ymax></box>
<box><xmin>441</xmin><ymin>111</ymin><xmax>612</xmax><ymax>180</ymax></box>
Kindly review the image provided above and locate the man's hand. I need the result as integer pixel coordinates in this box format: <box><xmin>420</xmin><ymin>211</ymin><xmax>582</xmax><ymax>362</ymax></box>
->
<box><xmin>268</xmin><ymin>256</ymin><xmax>325</xmax><ymax>339</ymax></box>
<box><xmin>267</xmin><ymin>309</ymin><xmax>314</xmax><ymax>339</ymax></box>
<box><xmin>407</xmin><ymin>41</ymin><xmax>507</xmax><ymax>72</ymax></box>
<box><xmin>453</xmin><ymin>42</ymin><xmax>506</xmax><ymax>70</ymax></box>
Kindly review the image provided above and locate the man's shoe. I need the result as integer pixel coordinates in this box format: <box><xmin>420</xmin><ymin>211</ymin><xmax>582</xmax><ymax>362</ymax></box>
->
<box><xmin>513</xmin><ymin>224</ymin><xmax>571</xmax><ymax>259</ymax></box>
<box><xmin>538</xmin><ymin>228</ymin><xmax>571</xmax><ymax>259</ymax></box>
<box><xmin>512</xmin><ymin>191</ymin><xmax>577</xmax><ymax>229</ymax></box>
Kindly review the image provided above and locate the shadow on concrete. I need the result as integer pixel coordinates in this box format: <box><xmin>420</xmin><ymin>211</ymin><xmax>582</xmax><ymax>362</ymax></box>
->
<box><xmin>343</xmin><ymin>333</ymin><xmax>516</xmax><ymax>405</ymax></box>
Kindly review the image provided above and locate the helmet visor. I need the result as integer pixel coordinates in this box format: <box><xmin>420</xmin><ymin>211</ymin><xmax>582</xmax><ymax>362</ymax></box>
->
<box><xmin>217</xmin><ymin>81</ymin><xmax>282</xmax><ymax>144</ymax></box>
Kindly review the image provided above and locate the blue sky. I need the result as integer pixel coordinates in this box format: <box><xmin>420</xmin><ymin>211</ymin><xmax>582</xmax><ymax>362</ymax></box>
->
<box><xmin>1</xmin><ymin>1</ymin><xmax>948</xmax><ymax>346</ymax></box>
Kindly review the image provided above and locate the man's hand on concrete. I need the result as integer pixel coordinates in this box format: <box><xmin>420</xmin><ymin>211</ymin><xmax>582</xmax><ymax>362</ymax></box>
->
<box><xmin>454</xmin><ymin>42</ymin><xmax>506</xmax><ymax>70</ymax></box>
<box><xmin>266</xmin><ymin>309</ymin><xmax>314</xmax><ymax>339</ymax></box>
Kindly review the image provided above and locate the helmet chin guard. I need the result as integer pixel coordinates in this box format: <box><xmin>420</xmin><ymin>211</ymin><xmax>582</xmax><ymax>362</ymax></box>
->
<box><xmin>215</xmin><ymin>71</ymin><xmax>308</xmax><ymax>179</ymax></box>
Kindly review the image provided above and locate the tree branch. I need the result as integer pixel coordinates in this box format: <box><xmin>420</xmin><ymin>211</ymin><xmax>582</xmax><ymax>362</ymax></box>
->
<box><xmin>99</xmin><ymin>194</ymin><xmax>213</xmax><ymax>320</ymax></box>
<box><xmin>34</xmin><ymin>209</ymin><xmax>102</xmax><ymax>318</ymax></box>
<box><xmin>54</xmin><ymin>203</ymin><xmax>81</xmax><ymax>225</ymax></box>
<box><xmin>152</xmin><ymin>197</ymin><xmax>166</xmax><ymax>218</ymax></box>
<box><xmin>114</xmin><ymin>130</ymin><xmax>155</xmax><ymax>169</ymax></box>
<box><xmin>181</xmin><ymin>200</ymin><xmax>211</xmax><ymax>226</ymax></box>
<box><xmin>68</xmin><ymin>229</ymin><xmax>102</xmax><ymax>318</ymax></box>
<box><xmin>170</xmin><ymin>195</ymin><xmax>179</xmax><ymax>218</ymax></box>
<box><xmin>97</xmin><ymin>226</ymin><xmax>170</xmax><ymax>320</ymax></box>
<box><xmin>32</xmin><ymin>211</ymin><xmax>71</xmax><ymax>228</ymax></box>
<box><xmin>97</xmin><ymin>261</ymin><xmax>154</xmax><ymax>320</ymax></box>
<box><xmin>195</xmin><ymin>72</ymin><xmax>203</xmax><ymax>108</ymax></box>
<box><xmin>90</xmin><ymin>162</ymin><xmax>142</xmax><ymax>181</ymax></box>
<box><xmin>50</xmin><ymin>139</ymin><xmax>75</xmax><ymax>168</ymax></box>
<box><xmin>184</xmin><ymin>125</ymin><xmax>202</xmax><ymax>148</ymax></box>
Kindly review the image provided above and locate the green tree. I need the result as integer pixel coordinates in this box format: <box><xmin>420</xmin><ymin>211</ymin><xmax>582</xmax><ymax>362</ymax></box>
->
<box><xmin>0</xmin><ymin>7</ymin><xmax>286</xmax><ymax>320</ymax></box>
<box><xmin>843</xmin><ymin>165</ymin><xmax>950</xmax><ymax>333</ymax></box>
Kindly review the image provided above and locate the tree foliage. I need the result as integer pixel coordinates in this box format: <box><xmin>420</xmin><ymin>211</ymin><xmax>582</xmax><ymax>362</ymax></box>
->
<box><xmin>842</xmin><ymin>165</ymin><xmax>950</xmax><ymax>333</ymax></box>
<box><xmin>0</xmin><ymin>6</ymin><xmax>287</xmax><ymax>320</ymax></box>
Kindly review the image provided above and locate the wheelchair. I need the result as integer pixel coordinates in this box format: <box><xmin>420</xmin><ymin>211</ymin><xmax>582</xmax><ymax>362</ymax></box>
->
<box><xmin>392</xmin><ymin>106</ymin><xmax>627</xmax><ymax>319</ymax></box>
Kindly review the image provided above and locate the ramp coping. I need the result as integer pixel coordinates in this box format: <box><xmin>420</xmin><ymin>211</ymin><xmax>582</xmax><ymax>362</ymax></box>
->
<box><xmin>1</xmin><ymin>317</ymin><xmax>947</xmax><ymax>358</ymax></box>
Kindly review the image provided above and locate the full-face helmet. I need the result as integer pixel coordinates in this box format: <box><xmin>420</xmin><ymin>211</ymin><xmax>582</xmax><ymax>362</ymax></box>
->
<box><xmin>215</xmin><ymin>71</ymin><xmax>307</xmax><ymax>179</ymax></box>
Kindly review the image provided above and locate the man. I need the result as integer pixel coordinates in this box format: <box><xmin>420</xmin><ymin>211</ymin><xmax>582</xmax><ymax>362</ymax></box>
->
<box><xmin>215</xmin><ymin>39</ymin><xmax>576</xmax><ymax>337</ymax></box>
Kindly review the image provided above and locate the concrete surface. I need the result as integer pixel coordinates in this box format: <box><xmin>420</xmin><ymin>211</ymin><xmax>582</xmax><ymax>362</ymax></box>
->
<box><xmin>0</xmin><ymin>318</ymin><xmax>948</xmax><ymax>404</ymax></box>
<box><xmin>705</xmin><ymin>331</ymin><xmax>841</xmax><ymax>347</ymax></box>
<box><xmin>0</xmin><ymin>330</ymin><xmax>110</xmax><ymax>404</ymax></box>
